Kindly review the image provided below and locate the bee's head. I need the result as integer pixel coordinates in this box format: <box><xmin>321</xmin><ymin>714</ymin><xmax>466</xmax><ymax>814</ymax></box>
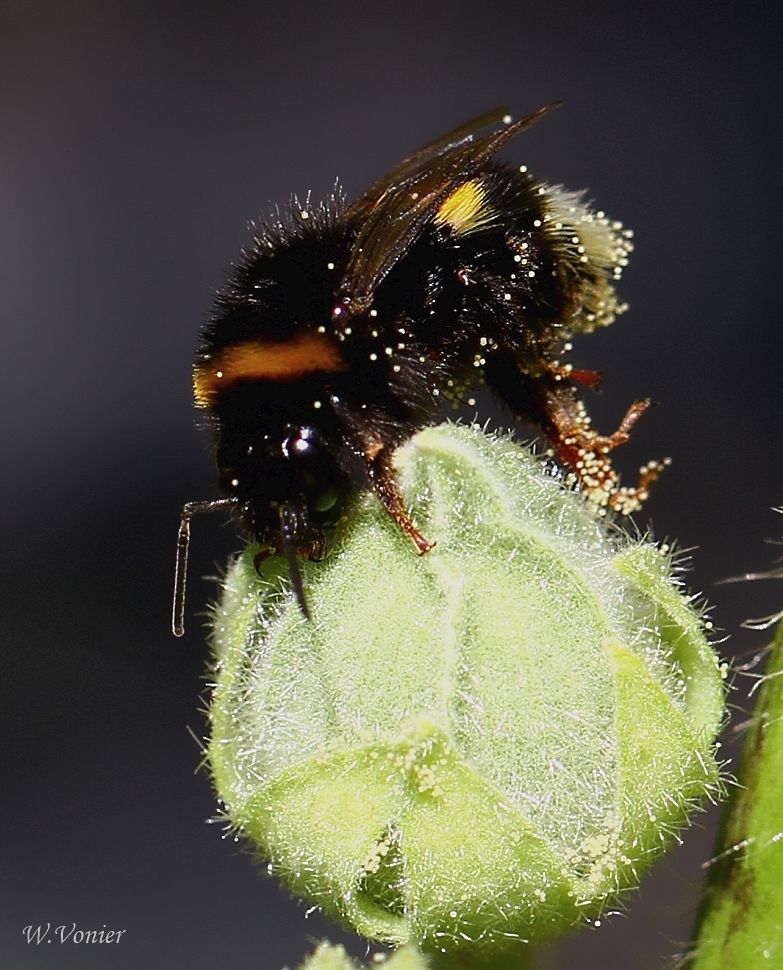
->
<box><xmin>220</xmin><ymin>419</ymin><xmax>346</xmax><ymax>556</ymax></box>
<box><xmin>279</xmin><ymin>423</ymin><xmax>344</xmax><ymax>519</ymax></box>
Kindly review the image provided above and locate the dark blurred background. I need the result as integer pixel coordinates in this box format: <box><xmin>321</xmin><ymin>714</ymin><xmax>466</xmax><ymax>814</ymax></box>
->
<box><xmin>1</xmin><ymin>2</ymin><xmax>780</xmax><ymax>968</ymax></box>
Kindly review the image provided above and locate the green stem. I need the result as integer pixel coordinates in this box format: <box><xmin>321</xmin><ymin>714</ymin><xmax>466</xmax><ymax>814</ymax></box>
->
<box><xmin>688</xmin><ymin>616</ymin><xmax>783</xmax><ymax>968</ymax></box>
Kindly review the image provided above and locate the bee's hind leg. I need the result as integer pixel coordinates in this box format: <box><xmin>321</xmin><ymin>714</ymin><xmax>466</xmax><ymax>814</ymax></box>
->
<box><xmin>538</xmin><ymin>382</ymin><xmax>670</xmax><ymax>515</ymax></box>
<box><xmin>484</xmin><ymin>352</ymin><xmax>669</xmax><ymax>515</ymax></box>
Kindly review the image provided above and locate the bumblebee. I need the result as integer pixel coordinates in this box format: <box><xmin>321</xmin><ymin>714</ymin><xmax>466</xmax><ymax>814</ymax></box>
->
<box><xmin>173</xmin><ymin>105</ymin><xmax>668</xmax><ymax>634</ymax></box>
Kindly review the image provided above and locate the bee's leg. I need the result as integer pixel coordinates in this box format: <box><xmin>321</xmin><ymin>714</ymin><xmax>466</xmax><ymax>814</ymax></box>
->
<box><xmin>253</xmin><ymin>547</ymin><xmax>274</xmax><ymax>577</ymax></box>
<box><xmin>329</xmin><ymin>394</ymin><xmax>435</xmax><ymax>553</ymax></box>
<box><xmin>537</xmin><ymin>382</ymin><xmax>671</xmax><ymax>515</ymax></box>
<box><xmin>365</xmin><ymin>446</ymin><xmax>435</xmax><ymax>554</ymax></box>
<box><xmin>483</xmin><ymin>353</ymin><xmax>669</xmax><ymax>514</ymax></box>
<box><xmin>308</xmin><ymin>533</ymin><xmax>328</xmax><ymax>562</ymax></box>
<box><xmin>550</xmin><ymin>363</ymin><xmax>603</xmax><ymax>390</ymax></box>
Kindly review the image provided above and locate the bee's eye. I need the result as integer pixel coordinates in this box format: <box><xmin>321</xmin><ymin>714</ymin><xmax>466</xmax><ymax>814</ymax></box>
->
<box><xmin>283</xmin><ymin>427</ymin><xmax>339</xmax><ymax>512</ymax></box>
<box><xmin>290</xmin><ymin>435</ymin><xmax>317</xmax><ymax>458</ymax></box>
<box><xmin>283</xmin><ymin>425</ymin><xmax>321</xmax><ymax>461</ymax></box>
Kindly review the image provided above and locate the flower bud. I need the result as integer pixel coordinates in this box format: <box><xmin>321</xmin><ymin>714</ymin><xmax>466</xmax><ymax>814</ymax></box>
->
<box><xmin>208</xmin><ymin>423</ymin><xmax>724</xmax><ymax>956</ymax></box>
<box><xmin>299</xmin><ymin>943</ymin><xmax>425</xmax><ymax>970</ymax></box>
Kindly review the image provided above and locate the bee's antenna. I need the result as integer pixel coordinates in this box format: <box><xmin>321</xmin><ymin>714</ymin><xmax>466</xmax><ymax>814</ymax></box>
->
<box><xmin>280</xmin><ymin>504</ymin><xmax>311</xmax><ymax>621</ymax></box>
<box><xmin>173</xmin><ymin>498</ymin><xmax>238</xmax><ymax>637</ymax></box>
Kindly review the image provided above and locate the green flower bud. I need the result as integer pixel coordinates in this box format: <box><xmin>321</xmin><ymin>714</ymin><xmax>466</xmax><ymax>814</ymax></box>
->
<box><xmin>298</xmin><ymin>942</ymin><xmax>426</xmax><ymax>970</ymax></box>
<box><xmin>207</xmin><ymin>423</ymin><xmax>724</xmax><ymax>957</ymax></box>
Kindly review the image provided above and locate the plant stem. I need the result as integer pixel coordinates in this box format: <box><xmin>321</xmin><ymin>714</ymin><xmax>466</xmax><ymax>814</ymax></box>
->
<box><xmin>688</xmin><ymin>616</ymin><xmax>783</xmax><ymax>967</ymax></box>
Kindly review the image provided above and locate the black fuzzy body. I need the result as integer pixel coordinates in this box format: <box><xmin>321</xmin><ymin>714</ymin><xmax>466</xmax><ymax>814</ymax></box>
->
<box><xmin>193</xmin><ymin>108</ymin><xmax>640</xmax><ymax>561</ymax></box>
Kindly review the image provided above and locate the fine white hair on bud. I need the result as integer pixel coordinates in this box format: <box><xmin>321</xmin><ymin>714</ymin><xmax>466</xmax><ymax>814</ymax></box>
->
<box><xmin>207</xmin><ymin>423</ymin><xmax>725</xmax><ymax>958</ymax></box>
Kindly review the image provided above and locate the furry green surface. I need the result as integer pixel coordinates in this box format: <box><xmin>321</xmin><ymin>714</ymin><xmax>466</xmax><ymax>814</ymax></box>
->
<box><xmin>207</xmin><ymin>423</ymin><xmax>724</xmax><ymax>958</ymax></box>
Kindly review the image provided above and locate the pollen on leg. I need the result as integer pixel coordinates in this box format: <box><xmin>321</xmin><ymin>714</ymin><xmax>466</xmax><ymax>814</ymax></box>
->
<box><xmin>541</xmin><ymin>388</ymin><xmax>668</xmax><ymax>515</ymax></box>
<box><xmin>608</xmin><ymin>457</ymin><xmax>672</xmax><ymax>515</ymax></box>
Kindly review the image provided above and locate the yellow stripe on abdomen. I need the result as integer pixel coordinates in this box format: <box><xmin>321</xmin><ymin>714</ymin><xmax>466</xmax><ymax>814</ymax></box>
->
<box><xmin>194</xmin><ymin>331</ymin><xmax>350</xmax><ymax>407</ymax></box>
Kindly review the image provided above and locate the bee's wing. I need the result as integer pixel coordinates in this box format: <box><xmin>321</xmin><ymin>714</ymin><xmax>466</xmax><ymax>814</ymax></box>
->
<box><xmin>336</xmin><ymin>103</ymin><xmax>559</xmax><ymax>318</ymax></box>
<box><xmin>346</xmin><ymin>107</ymin><xmax>512</xmax><ymax>220</ymax></box>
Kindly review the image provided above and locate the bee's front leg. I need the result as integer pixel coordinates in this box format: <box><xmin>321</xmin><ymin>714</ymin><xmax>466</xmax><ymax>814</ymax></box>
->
<box><xmin>364</xmin><ymin>445</ymin><xmax>435</xmax><ymax>554</ymax></box>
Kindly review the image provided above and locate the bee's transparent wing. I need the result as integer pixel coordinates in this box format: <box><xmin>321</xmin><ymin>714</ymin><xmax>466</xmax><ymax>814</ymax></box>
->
<box><xmin>336</xmin><ymin>103</ymin><xmax>559</xmax><ymax>318</ymax></box>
